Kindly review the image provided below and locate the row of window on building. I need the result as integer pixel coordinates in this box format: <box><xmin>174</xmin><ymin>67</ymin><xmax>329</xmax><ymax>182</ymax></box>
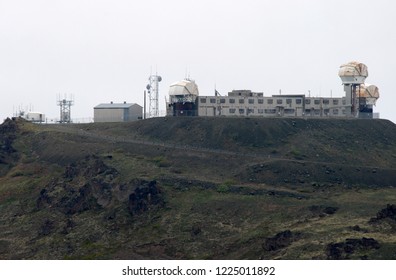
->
<box><xmin>199</xmin><ymin>97</ymin><xmax>345</xmax><ymax>106</ymax></box>
<box><xmin>224</xmin><ymin>108</ymin><xmax>345</xmax><ymax>115</ymax></box>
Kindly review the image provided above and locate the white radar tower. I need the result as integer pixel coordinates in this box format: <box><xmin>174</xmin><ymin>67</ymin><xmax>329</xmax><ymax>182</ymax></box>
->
<box><xmin>146</xmin><ymin>74</ymin><xmax>162</xmax><ymax>118</ymax></box>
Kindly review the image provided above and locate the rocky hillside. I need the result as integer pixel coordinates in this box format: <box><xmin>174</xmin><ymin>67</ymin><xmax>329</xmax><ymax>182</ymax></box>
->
<box><xmin>1</xmin><ymin>117</ymin><xmax>396</xmax><ymax>259</ymax></box>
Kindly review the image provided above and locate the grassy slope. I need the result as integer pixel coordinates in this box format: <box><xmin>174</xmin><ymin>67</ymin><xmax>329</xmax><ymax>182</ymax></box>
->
<box><xmin>0</xmin><ymin>117</ymin><xmax>396</xmax><ymax>259</ymax></box>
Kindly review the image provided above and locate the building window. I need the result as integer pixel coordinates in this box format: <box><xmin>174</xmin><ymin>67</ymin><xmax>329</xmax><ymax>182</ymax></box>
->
<box><xmin>333</xmin><ymin>109</ymin><xmax>339</xmax><ymax>115</ymax></box>
<box><xmin>267</xmin><ymin>99</ymin><xmax>273</xmax><ymax>105</ymax></box>
<box><xmin>314</xmin><ymin>109</ymin><xmax>321</xmax><ymax>115</ymax></box>
<box><xmin>229</xmin><ymin>98</ymin><xmax>235</xmax><ymax>104</ymax></box>
<box><xmin>277</xmin><ymin>99</ymin><xmax>283</xmax><ymax>104</ymax></box>
<box><xmin>342</xmin><ymin>109</ymin><xmax>346</xmax><ymax>114</ymax></box>
<box><xmin>305</xmin><ymin>99</ymin><xmax>311</xmax><ymax>105</ymax></box>
<box><xmin>210</xmin><ymin>98</ymin><xmax>216</xmax><ymax>104</ymax></box>
<box><xmin>220</xmin><ymin>98</ymin><xmax>226</xmax><ymax>104</ymax></box>
<box><xmin>264</xmin><ymin>109</ymin><xmax>276</xmax><ymax>114</ymax></box>
<box><xmin>286</xmin><ymin>99</ymin><xmax>292</xmax><ymax>105</ymax></box>
<box><xmin>248</xmin><ymin>99</ymin><xmax>254</xmax><ymax>104</ymax></box>
<box><xmin>296</xmin><ymin>99</ymin><xmax>302</xmax><ymax>104</ymax></box>
<box><xmin>324</xmin><ymin>109</ymin><xmax>330</xmax><ymax>115</ymax></box>
<box><xmin>284</xmin><ymin>109</ymin><xmax>295</xmax><ymax>114</ymax></box>
<box><xmin>314</xmin><ymin>99</ymin><xmax>320</xmax><ymax>105</ymax></box>
<box><xmin>239</xmin><ymin>99</ymin><xmax>244</xmax><ymax>104</ymax></box>
<box><xmin>333</xmin><ymin>99</ymin><xmax>339</xmax><ymax>105</ymax></box>
<box><xmin>229</xmin><ymin>108</ymin><xmax>236</xmax><ymax>114</ymax></box>
<box><xmin>239</xmin><ymin>109</ymin><xmax>245</xmax><ymax>114</ymax></box>
<box><xmin>305</xmin><ymin>109</ymin><xmax>311</xmax><ymax>115</ymax></box>
<box><xmin>342</xmin><ymin>99</ymin><xmax>346</xmax><ymax>105</ymax></box>
<box><xmin>200</xmin><ymin>98</ymin><xmax>206</xmax><ymax>103</ymax></box>
<box><xmin>258</xmin><ymin>109</ymin><xmax>264</xmax><ymax>114</ymax></box>
<box><xmin>258</xmin><ymin>99</ymin><xmax>264</xmax><ymax>104</ymax></box>
<box><xmin>323</xmin><ymin>99</ymin><xmax>329</xmax><ymax>105</ymax></box>
<box><xmin>247</xmin><ymin>108</ymin><xmax>254</xmax><ymax>114</ymax></box>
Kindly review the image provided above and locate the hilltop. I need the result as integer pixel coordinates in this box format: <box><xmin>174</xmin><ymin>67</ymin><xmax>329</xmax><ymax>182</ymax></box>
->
<box><xmin>1</xmin><ymin>116</ymin><xmax>396</xmax><ymax>259</ymax></box>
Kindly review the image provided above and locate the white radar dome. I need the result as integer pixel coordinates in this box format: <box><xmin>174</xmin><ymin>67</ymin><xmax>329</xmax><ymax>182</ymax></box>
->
<box><xmin>338</xmin><ymin>61</ymin><xmax>368</xmax><ymax>84</ymax></box>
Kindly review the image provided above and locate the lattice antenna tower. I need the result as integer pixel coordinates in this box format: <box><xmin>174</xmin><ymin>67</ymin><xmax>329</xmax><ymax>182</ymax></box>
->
<box><xmin>146</xmin><ymin>74</ymin><xmax>162</xmax><ymax>118</ymax></box>
<box><xmin>57</xmin><ymin>94</ymin><xmax>74</xmax><ymax>123</ymax></box>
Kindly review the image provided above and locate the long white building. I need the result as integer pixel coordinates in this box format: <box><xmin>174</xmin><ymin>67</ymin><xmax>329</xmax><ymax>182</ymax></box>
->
<box><xmin>197</xmin><ymin>90</ymin><xmax>347</xmax><ymax>118</ymax></box>
<box><xmin>166</xmin><ymin>62</ymin><xmax>379</xmax><ymax>119</ymax></box>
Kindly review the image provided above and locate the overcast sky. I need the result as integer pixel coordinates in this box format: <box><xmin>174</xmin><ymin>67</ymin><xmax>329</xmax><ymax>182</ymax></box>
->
<box><xmin>1</xmin><ymin>0</ymin><xmax>395</xmax><ymax>123</ymax></box>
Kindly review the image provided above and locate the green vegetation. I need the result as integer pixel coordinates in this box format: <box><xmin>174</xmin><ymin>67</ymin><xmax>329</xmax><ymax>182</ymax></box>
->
<box><xmin>216</xmin><ymin>180</ymin><xmax>234</xmax><ymax>193</ymax></box>
<box><xmin>289</xmin><ymin>147</ymin><xmax>306</xmax><ymax>160</ymax></box>
<box><xmin>1</xmin><ymin>117</ymin><xmax>396</xmax><ymax>259</ymax></box>
<box><xmin>151</xmin><ymin>156</ymin><xmax>171</xmax><ymax>168</ymax></box>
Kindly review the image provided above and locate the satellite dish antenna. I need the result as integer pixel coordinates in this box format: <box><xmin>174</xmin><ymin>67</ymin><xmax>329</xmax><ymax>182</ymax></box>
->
<box><xmin>146</xmin><ymin>84</ymin><xmax>151</xmax><ymax>90</ymax></box>
<box><xmin>158</xmin><ymin>76</ymin><xmax>162</xmax><ymax>82</ymax></box>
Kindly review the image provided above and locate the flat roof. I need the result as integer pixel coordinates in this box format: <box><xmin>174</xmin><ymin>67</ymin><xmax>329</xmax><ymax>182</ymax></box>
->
<box><xmin>94</xmin><ymin>103</ymin><xmax>141</xmax><ymax>109</ymax></box>
<box><xmin>271</xmin><ymin>94</ymin><xmax>305</xmax><ymax>98</ymax></box>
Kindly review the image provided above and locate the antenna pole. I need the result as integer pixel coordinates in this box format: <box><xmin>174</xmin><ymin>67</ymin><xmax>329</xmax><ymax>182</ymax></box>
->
<box><xmin>144</xmin><ymin>90</ymin><xmax>146</xmax><ymax>119</ymax></box>
<box><xmin>57</xmin><ymin>94</ymin><xmax>74</xmax><ymax>123</ymax></box>
<box><xmin>146</xmin><ymin>74</ymin><xmax>162</xmax><ymax>118</ymax></box>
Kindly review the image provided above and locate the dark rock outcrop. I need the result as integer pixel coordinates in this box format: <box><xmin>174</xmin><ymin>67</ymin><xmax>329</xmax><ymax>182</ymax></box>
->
<box><xmin>191</xmin><ymin>225</ymin><xmax>202</xmax><ymax>237</ymax></box>
<box><xmin>0</xmin><ymin>118</ymin><xmax>18</xmax><ymax>154</ymax></box>
<box><xmin>37</xmin><ymin>181</ymin><xmax>103</xmax><ymax>215</ymax></box>
<box><xmin>308</xmin><ymin>205</ymin><xmax>339</xmax><ymax>216</ymax></box>
<box><xmin>64</xmin><ymin>155</ymin><xmax>118</xmax><ymax>179</ymax></box>
<box><xmin>326</xmin><ymin>237</ymin><xmax>380</xmax><ymax>259</ymax></box>
<box><xmin>263</xmin><ymin>230</ymin><xmax>300</xmax><ymax>251</ymax></box>
<box><xmin>40</xmin><ymin>219</ymin><xmax>55</xmax><ymax>236</ymax></box>
<box><xmin>370</xmin><ymin>204</ymin><xmax>396</xmax><ymax>223</ymax></box>
<box><xmin>36</xmin><ymin>156</ymin><xmax>118</xmax><ymax>214</ymax></box>
<box><xmin>128</xmin><ymin>180</ymin><xmax>165</xmax><ymax>216</ymax></box>
<box><xmin>0</xmin><ymin>118</ymin><xmax>18</xmax><ymax>173</ymax></box>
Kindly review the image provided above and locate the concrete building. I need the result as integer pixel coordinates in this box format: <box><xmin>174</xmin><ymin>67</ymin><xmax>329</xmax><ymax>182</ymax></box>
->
<box><xmin>167</xmin><ymin>79</ymin><xmax>199</xmax><ymax>116</ymax></box>
<box><xmin>25</xmin><ymin>112</ymin><xmax>45</xmax><ymax>123</ymax></box>
<box><xmin>94</xmin><ymin>102</ymin><xmax>142</xmax><ymax>122</ymax></box>
<box><xmin>197</xmin><ymin>90</ymin><xmax>347</xmax><ymax>117</ymax></box>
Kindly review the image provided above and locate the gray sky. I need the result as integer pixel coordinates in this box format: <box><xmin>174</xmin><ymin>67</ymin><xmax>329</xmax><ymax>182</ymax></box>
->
<box><xmin>1</xmin><ymin>0</ymin><xmax>395</xmax><ymax>123</ymax></box>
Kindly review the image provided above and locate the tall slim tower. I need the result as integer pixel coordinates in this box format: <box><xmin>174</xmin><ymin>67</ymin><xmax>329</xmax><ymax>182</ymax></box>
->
<box><xmin>338</xmin><ymin>62</ymin><xmax>368</xmax><ymax>117</ymax></box>
<box><xmin>57</xmin><ymin>94</ymin><xmax>74</xmax><ymax>123</ymax></box>
<box><xmin>146</xmin><ymin>74</ymin><xmax>162</xmax><ymax>118</ymax></box>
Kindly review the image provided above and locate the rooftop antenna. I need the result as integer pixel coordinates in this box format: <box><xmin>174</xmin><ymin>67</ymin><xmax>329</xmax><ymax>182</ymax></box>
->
<box><xmin>57</xmin><ymin>94</ymin><xmax>74</xmax><ymax>123</ymax></box>
<box><xmin>184</xmin><ymin>67</ymin><xmax>192</xmax><ymax>81</ymax></box>
<box><xmin>215</xmin><ymin>83</ymin><xmax>221</xmax><ymax>96</ymax></box>
<box><xmin>146</xmin><ymin>73</ymin><xmax>162</xmax><ymax>118</ymax></box>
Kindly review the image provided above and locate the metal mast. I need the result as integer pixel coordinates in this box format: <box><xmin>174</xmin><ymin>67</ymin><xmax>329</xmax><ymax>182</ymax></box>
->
<box><xmin>57</xmin><ymin>94</ymin><xmax>74</xmax><ymax>123</ymax></box>
<box><xmin>146</xmin><ymin>74</ymin><xmax>162</xmax><ymax>118</ymax></box>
